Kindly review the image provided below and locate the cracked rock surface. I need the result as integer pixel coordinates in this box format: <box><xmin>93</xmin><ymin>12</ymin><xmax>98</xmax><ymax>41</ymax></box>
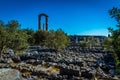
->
<box><xmin>0</xmin><ymin>46</ymin><xmax>120</xmax><ymax>80</ymax></box>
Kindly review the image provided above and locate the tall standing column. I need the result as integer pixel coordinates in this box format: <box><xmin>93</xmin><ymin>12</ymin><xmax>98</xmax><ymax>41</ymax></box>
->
<box><xmin>43</xmin><ymin>23</ymin><xmax>45</xmax><ymax>30</ymax></box>
<box><xmin>38</xmin><ymin>15</ymin><xmax>41</xmax><ymax>30</ymax></box>
<box><xmin>46</xmin><ymin>16</ymin><xmax>48</xmax><ymax>31</ymax></box>
<box><xmin>38</xmin><ymin>13</ymin><xmax>48</xmax><ymax>31</ymax></box>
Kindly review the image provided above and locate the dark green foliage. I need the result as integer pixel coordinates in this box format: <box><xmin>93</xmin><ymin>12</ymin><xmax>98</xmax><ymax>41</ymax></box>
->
<box><xmin>23</xmin><ymin>28</ymin><xmax>35</xmax><ymax>45</ymax></box>
<box><xmin>0</xmin><ymin>20</ymin><xmax>69</xmax><ymax>54</ymax></box>
<box><xmin>48</xmin><ymin>29</ymin><xmax>70</xmax><ymax>51</ymax></box>
<box><xmin>34</xmin><ymin>30</ymin><xmax>49</xmax><ymax>46</ymax></box>
<box><xmin>6</xmin><ymin>20</ymin><xmax>20</xmax><ymax>33</ymax></box>
<box><xmin>109</xmin><ymin>7</ymin><xmax>120</xmax><ymax>59</ymax></box>
<box><xmin>0</xmin><ymin>22</ymin><xmax>9</xmax><ymax>54</ymax></box>
<box><xmin>34</xmin><ymin>29</ymin><xmax>70</xmax><ymax>51</ymax></box>
<box><xmin>102</xmin><ymin>37</ymin><xmax>113</xmax><ymax>51</ymax></box>
<box><xmin>108</xmin><ymin>7</ymin><xmax>120</xmax><ymax>73</ymax></box>
<box><xmin>0</xmin><ymin>20</ymin><xmax>29</xmax><ymax>54</ymax></box>
<box><xmin>109</xmin><ymin>7</ymin><xmax>120</xmax><ymax>24</ymax></box>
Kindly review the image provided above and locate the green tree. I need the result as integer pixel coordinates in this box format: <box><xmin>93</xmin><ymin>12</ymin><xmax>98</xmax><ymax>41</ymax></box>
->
<box><xmin>0</xmin><ymin>20</ymin><xmax>70</xmax><ymax>54</ymax></box>
<box><xmin>6</xmin><ymin>20</ymin><xmax>20</xmax><ymax>33</ymax></box>
<box><xmin>108</xmin><ymin>7</ymin><xmax>120</xmax><ymax>73</ymax></box>
<box><xmin>9</xmin><ymin>30</ymin><xmax>29</xmax><ymax>52</ymax></box>
<box><xmin>6</xmin><ymin>20</ymin><xmax>29</xmax><ymax>53</ymax></box>
<box><xmin>0</xmin><ymin>21</ymin><xmax>9</xmax><ymax>54</ymax></box>
<box><xmin>109</xmin><ymin>7</ymin><xmax>120</xmax><ymax>59</ymax></box>
<box><xmin>33</xmin><ymin>29</ymin><xmax>69</xmax><ymax>51</ymax></box>
<box><xmin>46</xmin><ymin>30</ymin><xmax>56</xmax><ymax>48</ymax></box>
<box><xmin>0</xmin><ymin>20</ymin><xmax>29</xmax><ymax>54</ymax></box>
<box><xmin>43</xmin><ymin>29</ymin><xmax>70</xmax><ymax>51</ymax></box>
<box><xmin>53</xmin><ymin>29</ymin><xmax>69</xmax><ymax>51</ymax></box>
<box><xmin>34</xmin><ymin>30</ymin><xmax>49</xmax><ymax>46</ymax></box>
<box><xmin>102</xmin><ymin>37</ymin><xmax>113</xmax><ymax>51</ymax></box>
<box><xmin>23</xmin><ymin>28</ymin><xmax>35</xmax><ymax>45</ymax></box>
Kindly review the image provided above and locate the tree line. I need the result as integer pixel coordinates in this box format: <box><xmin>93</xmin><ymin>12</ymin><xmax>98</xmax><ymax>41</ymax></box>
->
<box><xmin>0</xmin><ymin>20</ymin><xmax>70</xmax><ymax>54</ymax></box>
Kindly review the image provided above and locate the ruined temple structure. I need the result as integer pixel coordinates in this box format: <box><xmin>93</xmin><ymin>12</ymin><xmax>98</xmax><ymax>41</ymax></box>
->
<box><xmin>69</xmin><ymin>35</ymin><xmax>106</xmax><ymax>46</ymax></box>
<box><xmin>38</xmin><ymin>13</ymin><xmax>48</xmax><ymax>31</ymax></box>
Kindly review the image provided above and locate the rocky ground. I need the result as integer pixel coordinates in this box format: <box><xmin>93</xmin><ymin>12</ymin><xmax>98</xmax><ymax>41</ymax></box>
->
<box><xmin>0</xmin><ymin>46</ymin><xmax>120</xmax><ymax>80</ymax></box>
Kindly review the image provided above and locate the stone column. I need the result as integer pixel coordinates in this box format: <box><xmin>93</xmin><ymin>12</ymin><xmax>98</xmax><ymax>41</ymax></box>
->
<box><xmin>38</xmin><ymin>15</ymin><xmax>41</xmax><ymax>30</ymax></box>
<box><xmin>38</xmin><ymin>13</ymin><xmax>48</xmax><ymax>31</ymax></box>
<box><xmin>46</xmin><ymin>16</ymin><xmax>48</xmax><ymax>31</ymax></box>
<box><xmin>43</xmin><ymin>23</ymin><xmax>45</xmax><ymax>30</ymax></box>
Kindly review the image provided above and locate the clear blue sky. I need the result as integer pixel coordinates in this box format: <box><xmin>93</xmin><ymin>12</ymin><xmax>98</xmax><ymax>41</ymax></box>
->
<box><xmin>0</xmin><ymin>0</ymin><xmax>120</xmax><ymax>36</ymax></box>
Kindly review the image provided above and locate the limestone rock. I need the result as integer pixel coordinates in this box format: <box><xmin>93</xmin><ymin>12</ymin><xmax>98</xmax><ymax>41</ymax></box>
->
<box><xmin>0</xmin><ymin>68</ymin><xmax>23</xmax><ymax>80</ymax></box>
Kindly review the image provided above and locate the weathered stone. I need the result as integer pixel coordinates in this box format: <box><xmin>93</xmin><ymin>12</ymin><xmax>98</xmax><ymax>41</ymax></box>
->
<box><xmin>113</xmin><ymin>76</ymin><xmax>120</xmax><ymax>80</ymax></box>
<box><xmin>81</xmin><ymin>70</ymin><xmax>93</xmax><ymax>79</ymax></box>
<box><xmin>0</xmin><ymin>63</ymin><xmax>10</xmax><ymax>68</ymax></box>
<box><xmin>12</xmin><ymin>56</ymin><xmax>21</xmax><ymax>63</ymax></box>
<box><xmin>0</xmin><ymin>68</ymin><xmax>23</xmax><ymax>80</ymax></box>
<box><xmin>0</xmin><ymin>45</ymin><xmax>116</xmax><ymax>79</ymax></box>
<box><xmin>60</xmin><ymin>66</ymin><xmax>80</xmax><ymax>76</ymax></box>
<box><xmin>26</xmin><ymin>59</ymin><xmax>42</xmax><ymax>65</ymax></box>
<box><xmin>7</xmin><ymin>58</ymin><xmax>13</xmax><ymax>64</ymax></box>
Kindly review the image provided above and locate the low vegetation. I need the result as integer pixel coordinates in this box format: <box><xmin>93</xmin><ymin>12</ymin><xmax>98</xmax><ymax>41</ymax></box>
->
<box><xmin>0</xmin><ymin>20</ymin><xmax>29</xmax><ymax>54</ymax></box>
<box><xmin>79</xmin><ymin>36</ymin><xmax>101</xmax><ymax>48</ymax></box>
<box><xmin>0</xmin><ymin>20</ymin><xmax>70</xmax><ymax>55</ymax></box>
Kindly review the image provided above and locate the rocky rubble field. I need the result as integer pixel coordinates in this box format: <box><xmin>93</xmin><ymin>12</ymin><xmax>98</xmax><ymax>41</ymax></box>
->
<box><xmin>0</xmin><ymin>46</ymin><xmax>120</xmax><ymax>80</ymax></box>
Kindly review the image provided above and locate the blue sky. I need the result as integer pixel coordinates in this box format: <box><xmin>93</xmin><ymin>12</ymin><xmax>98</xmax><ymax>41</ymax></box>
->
<box><xmin>0</xmin><ymin>0</ymin><xmax>120</xmax><ymax>36</ymax></box>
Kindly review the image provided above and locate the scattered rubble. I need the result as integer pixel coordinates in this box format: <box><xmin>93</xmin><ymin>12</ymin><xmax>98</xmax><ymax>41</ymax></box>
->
<box><xmin>0</xmin><ymin>46</ymin><xmax>119</xmax><ymax>80</ymax></box>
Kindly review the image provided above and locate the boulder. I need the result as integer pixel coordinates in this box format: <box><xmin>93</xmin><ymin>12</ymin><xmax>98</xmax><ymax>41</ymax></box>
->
<box><xmin>12</xmin><ymin>55</ymin><xmax>21</xmax><ymax>63</ymax></box>
<box><xmin>60</xmin><ymin>66</ymin><xmax>80</xmax><ymax>76</ymax></box>
<box><xmin>0</xmin><ymin>68</ymin><xmax>23</xmax><ymax>80</ymax></box>
<box><xmin>0</xmin><ymin>63</ymin><xmax>10</xmax><ymax>68</ymax></box>
<box><xmin>81</xmin><ymin>70</ymin><xmax>93</xmax><ymax>79</ymax></box>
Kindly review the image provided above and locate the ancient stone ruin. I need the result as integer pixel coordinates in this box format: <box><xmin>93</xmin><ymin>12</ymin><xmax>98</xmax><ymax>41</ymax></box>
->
<box><xmin>0</xmin><ymin>14</ymin><xmax>120</xmax><ymax>80</ymax></box>
<box><xmin>38</xmin><ymin>13</ymin><xmax>48</xmax><ymax>31</ymax></box>
<box><xmin>0</xmin><ymin>46</ymin><xmax>120</xmax><ymax>80</ymax></box>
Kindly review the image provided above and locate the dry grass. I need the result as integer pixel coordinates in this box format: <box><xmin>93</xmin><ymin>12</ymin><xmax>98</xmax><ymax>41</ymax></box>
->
<box><xmin>10</xmin><ymin>62</ymin><xmax>18</xmax><ymax>67</ymax></box>
<box><xmin>41</xmin><ymin>64</ymin><xmax>48</xmax><ymax>68</ymax></box>
<box><xmin>22</xmin><ymin>71</ymin><xmax>31</xmax><ymax>76</ymax></box>
<box><xmin>47</xmin><ymin>66</ymin><xmax>60</xmax><ymax>74</ymax></box>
